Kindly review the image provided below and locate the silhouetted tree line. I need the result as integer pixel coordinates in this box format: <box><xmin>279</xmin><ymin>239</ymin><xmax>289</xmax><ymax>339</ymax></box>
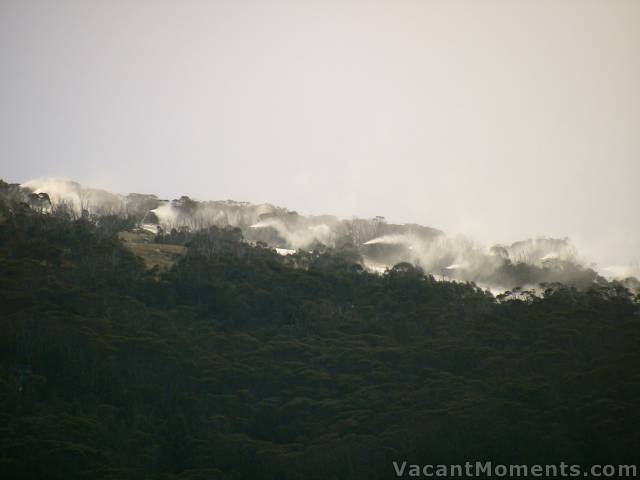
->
<box><xmin>1</xmin><ymin>194</ymin><xmax>639</xmax><ymax>479</ymax></box>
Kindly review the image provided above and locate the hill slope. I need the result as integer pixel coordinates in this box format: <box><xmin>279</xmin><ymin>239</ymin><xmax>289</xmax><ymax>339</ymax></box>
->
<box><xmin>1</xmin><ymin>195</ymin><xmax>639</xmax><ymax>479</ymax></box>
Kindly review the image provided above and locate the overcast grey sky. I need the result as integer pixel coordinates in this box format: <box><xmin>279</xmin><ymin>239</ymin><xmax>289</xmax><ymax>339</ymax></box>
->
<box><xmin>1</xmin><ymin>0</ymin><xmax>639</xmax><ymax>268</ymax></box>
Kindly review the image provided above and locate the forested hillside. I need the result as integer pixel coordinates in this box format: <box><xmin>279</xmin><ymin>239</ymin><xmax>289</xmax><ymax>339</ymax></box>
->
<box><xmin>1</xmin><ymin>195</ymin><xmax>639</xmax><ymax>479</ymax></box>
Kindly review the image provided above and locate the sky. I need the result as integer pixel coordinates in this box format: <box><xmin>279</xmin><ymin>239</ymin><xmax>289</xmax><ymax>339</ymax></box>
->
<box><xmin>1</xmin><ymin>0</ymin><xmax>639</xmax><ymax>269</ymax></box>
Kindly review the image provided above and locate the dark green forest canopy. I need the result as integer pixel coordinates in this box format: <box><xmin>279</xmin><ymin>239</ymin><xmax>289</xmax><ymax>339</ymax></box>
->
<box><xmin>1</xmin><ymin>199</ymin><xmax>639</xmax><ymax>479</ymax></box>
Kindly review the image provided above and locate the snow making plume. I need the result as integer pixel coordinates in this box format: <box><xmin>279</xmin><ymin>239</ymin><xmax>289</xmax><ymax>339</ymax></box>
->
<box><xmin>21</xmin><ymin>178</ymin><xmax>84</xmax><ymax>212</ymax></box>
<box><xmin>21</xmin><ymin>178</ymin><xmax>124</xmax><ymax>215</ymax></box>
<box><xmin>444</xmin><ymin>263</ymin><xmax>470</xmax><ymax>270</ymax></box>
<box><xmin>499</xmin><ymin>237</ymin><xmax>579</xmax><ymax>266</ymax></box>
<box><xmin>249</xmin><ymin>217</ymin><xmax>336</xmax><ymax>250</ymax></box>
<box><xmin>149</xmin><ymin>203</ymin><xmax>180</xmax><ymax>228</ymax></box>
<box><xmin>363</xmin><ymin>234</ymin><xmax>414</xmax><ymax>246</ymax></box>
<box><xmin>250</xmin><ymin>221</ymin><xmax>272</xmax><ymax>229</ymax></box>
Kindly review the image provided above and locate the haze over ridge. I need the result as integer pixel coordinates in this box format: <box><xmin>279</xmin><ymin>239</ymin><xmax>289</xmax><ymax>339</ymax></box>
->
<box><xmin>15</xmin><ymin>177</ymin><xmax>640</xmax><ymax>289</ymax></box>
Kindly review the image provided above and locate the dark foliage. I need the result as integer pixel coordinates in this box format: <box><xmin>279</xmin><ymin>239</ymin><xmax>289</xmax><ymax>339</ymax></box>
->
<box><xmin>1</xmin><ymin>204</ymin><xmax>639</xmax><ymax>479</ymax></box>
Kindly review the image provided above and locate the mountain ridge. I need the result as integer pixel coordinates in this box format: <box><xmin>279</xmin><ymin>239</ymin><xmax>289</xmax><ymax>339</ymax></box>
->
<box><xmin>5</xmin><ymin>177</ymin><xmax>639</xmax><ymax>293</ymax></box>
